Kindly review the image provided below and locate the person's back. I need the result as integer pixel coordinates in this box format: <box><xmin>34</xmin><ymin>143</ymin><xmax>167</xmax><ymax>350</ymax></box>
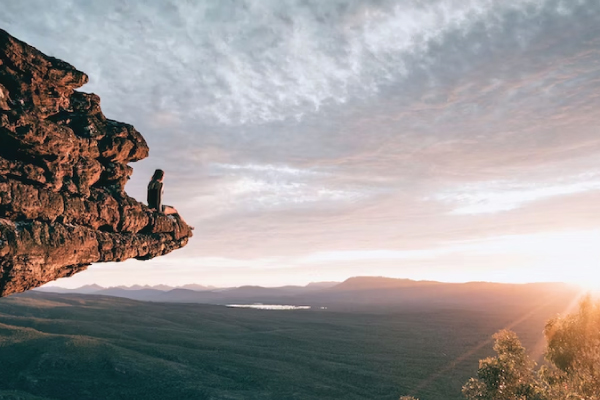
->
<box><xmin>147</xmin><ymin>173</ymin><xmax>164</xmax><ymax>211</ymax></box>
<box><xmin>147</xmin><ymin>169</ymin><xmax>177</xmax><ymax>215</ymax></box>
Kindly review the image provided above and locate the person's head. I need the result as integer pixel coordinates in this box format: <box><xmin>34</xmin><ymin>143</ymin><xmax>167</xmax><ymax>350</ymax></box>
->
<box><xmin>152</xmin><ymin>169</ymin><xmax>165</xmax><ymax>182</ymax></box>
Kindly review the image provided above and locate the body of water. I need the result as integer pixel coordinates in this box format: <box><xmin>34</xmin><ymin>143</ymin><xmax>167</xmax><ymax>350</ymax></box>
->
<box><xmin>226</xmin><ymin>304</ymin><xmax>311</xmax><ymax>310</ymax></box>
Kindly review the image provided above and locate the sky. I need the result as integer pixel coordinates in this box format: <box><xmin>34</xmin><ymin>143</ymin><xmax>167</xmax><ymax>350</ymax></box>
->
<box><xmin>3</xmin><ymin>0</ymin><xmax>600</xmax><ymax>288</ymax></box>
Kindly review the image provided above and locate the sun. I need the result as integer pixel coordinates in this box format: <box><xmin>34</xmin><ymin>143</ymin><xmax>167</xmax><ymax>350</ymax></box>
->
<box><xmin>568</xmin><ymin>278</ymin><xmax>600</xmax><ymax>295</ymax></box>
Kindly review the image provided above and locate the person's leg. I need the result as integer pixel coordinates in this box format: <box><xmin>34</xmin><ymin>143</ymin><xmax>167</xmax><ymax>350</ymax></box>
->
<box><xmin>163</xmin><ymin>205</ymin><xmax>178</xmax><ymax>215</ymax></box>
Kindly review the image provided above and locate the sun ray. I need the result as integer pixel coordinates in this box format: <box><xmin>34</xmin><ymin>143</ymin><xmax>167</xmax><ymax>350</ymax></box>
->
<box><xmin>409</xmin><ymin>290</ymin><xmax>584</xmax><ymax>397</ymax></box>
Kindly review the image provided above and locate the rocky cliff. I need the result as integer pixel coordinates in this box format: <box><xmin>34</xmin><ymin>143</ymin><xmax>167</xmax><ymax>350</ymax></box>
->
<box><xmin>0</xmin><ymin>29</ymin><xmax>193</xmax><ymax>297</ymax></box>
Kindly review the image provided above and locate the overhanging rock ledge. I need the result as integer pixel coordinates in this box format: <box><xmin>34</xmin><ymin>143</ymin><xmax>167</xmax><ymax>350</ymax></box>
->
<box><xmin>0</xmin><ymin>29</ymin><xmax>193</xmax><ymax>297</ymax></box>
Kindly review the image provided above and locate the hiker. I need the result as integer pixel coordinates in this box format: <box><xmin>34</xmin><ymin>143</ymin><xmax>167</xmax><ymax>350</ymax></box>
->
<box><xmin>147</xmin><ymin>169</ymin><xmax>177</xmax><ymax>215</ymax></box>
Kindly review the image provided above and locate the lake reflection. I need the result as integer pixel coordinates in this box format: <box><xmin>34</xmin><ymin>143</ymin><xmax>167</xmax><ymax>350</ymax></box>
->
<box><xmin>227</xmin><ymin>304</ymin><xmax>311</xmax><ymax>310</ymax></box>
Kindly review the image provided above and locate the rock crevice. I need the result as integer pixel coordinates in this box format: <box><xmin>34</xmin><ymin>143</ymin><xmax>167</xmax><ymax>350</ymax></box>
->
<box><xmin>0</xmin><ymin>29</ymin><xmax>193</xmax><ymax>297</ymax></box>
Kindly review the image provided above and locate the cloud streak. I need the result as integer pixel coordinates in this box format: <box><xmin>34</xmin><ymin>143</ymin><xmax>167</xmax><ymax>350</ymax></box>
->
<box><xmin>3</xmin><ymin>0</ymin><xmax>600</xmax><ymax>285</ymax></box>
<box><xmin>432</xmin><ymin>173</ymin><xmax>600</xmax><ymax>215</ymax></box>
<box><xmin>4</xmin><ymin>0</ymin><xmax>592</xmax><ymax>126</ymax></box>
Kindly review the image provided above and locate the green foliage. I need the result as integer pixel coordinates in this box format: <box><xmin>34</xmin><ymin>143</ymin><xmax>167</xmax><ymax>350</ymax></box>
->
<box><xmin>463</xmin><ymin>296</ymin><xmax>600</xmax><ymax>400</ymax></box>
<box><xmin>541</xmin><ymin>296</ymin><xmax>600</xmax><ymax>400</ymax></box>
<box><xmin>462</xmin><ymin>330</ymin><xmax>545</xmax><ymax>400</ymax></box>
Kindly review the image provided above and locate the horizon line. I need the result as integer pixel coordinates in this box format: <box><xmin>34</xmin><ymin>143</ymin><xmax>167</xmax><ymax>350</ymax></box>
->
<box><xmin>40</xmin><ymin>275</ymin><xmax>580</xmax><ymax>291</ymax></box>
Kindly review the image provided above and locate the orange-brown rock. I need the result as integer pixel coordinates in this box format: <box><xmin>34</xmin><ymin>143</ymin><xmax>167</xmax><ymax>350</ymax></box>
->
<box><xmin>0</xmin><ymin>29</ymin><xmax>193</xmax><ymax>297</ymax></box>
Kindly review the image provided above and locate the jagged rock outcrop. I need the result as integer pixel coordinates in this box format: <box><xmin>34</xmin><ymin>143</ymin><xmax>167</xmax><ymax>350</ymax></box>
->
<box><xmin>0</xmin><ymin>29</ymin><xmax>193</xmax><ymax>297</ymax></box>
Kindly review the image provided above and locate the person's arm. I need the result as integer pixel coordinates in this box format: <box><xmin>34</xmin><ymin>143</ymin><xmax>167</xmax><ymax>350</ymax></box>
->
<box><xmin>147</xmin><ymin>183</ymin><xmax>154</xmax><ymax>208</ymax></box>
<box><xmin>156</xmin><ymin>182</ymin><xmax>163</xmax><ymax>212</ymax></box>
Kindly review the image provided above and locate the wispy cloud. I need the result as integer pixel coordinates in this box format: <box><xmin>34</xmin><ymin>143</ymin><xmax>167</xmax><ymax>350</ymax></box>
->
<box><xmin>207</xmin><ymin>163</ymin><xmax>370</xmax><ymax>212</ymax></box>
<box><xmin>210</xmin><ymin>163</ymin><xmax>325</xmax><ymax>177</ymax></box>
<box><xmin>432</xmin><ymin>173</ymin><xmax>600</xmax><ymax>214</ymax></box>
<box><xmin>3</xmin><ymin>0</ymin><xmax>592</xmax><ymax>126</ymax></box>
<box><xmin>3</xmin><ymin>0</ymin><xmax>600</xmax><ymax>285</ymax></box>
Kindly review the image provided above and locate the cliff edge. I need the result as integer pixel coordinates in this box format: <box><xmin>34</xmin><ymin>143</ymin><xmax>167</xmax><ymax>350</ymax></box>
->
<box><xmin>0</xmin><ymin>29</ymin><xmax>193</xmax><ymax>297</ymax></box>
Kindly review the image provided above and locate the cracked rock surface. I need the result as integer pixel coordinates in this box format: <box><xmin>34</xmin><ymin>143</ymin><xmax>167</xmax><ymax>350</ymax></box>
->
<box><xmin>0</xmin><ymin>29</ymin><xmax>193</xmax><ymax>297</ymax></box>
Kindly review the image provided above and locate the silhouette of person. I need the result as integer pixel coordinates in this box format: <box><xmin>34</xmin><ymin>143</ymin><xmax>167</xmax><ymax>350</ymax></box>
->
<box><xmin>147</xmin><ymin>169</ymin><xmax>177</xmax><ymax>215</ymax></box>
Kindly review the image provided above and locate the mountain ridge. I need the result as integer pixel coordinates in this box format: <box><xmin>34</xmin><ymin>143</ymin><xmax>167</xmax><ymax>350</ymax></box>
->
<box><xmin>37</xmin><ymin>276</ymin><xmax>580</xmax><ymax>312</ymax></box>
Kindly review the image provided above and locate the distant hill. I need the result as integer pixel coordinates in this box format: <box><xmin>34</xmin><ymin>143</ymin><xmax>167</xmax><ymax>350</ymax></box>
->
<box><xmin>158</xmin><ymin>288</ymin><xmax>223</xmax><ymax>303</ymax></box>
<box><xmin>38</xmin><ymin>283</ymin><xmax>217</xmax><ymax>295</ymax></box>
<box><xmin>179</xmin><ymin>284</ymin><xmax>216</xmax><ymax>291</ymax></box>
<box><xmin>305</xmin><ymin>281</ymin><xmax>339</xmax><ymax>289</ymax></box>
<box><xmin>37</xmin><ymin>281</ymin><xmax>334</xmax><ymax>302</ymax></box>
<box><xmin>94</xmin><ymin>288</ymin><xmax>167</xmax><ymax>302</ymax></box>
<box><xmin>331</xmin><ymin>276</ymin><xmax>441</xmax><ymax>291</ymax></box>
<box><xmin>36</xmin><ymin>277</ymin><xmax>580</xmax><ymax>313</ymax></box>
<box><xmin>36</xmin><ymin>284</ymin><xmax>104</xmax><ymax>294</ymax></box>
<box><xmin>221</xmin><ymin>285</ymin><xmax>305</xmax><ymax>296</ymax></box>
<box><xmin>152</xmin><ymin>284</ymin><xmax>176</xmax><ymax>291</ymax></box>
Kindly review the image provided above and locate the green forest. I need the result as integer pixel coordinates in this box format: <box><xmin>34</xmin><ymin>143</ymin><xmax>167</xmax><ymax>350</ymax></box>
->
<box><xmin>0</xmin><ymin>286</ymin><xmax>583</xmax><ymax>400</ymax></box>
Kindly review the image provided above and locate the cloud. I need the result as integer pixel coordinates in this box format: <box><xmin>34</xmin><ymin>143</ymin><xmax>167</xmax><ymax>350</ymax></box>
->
<box><xmin>3</xmin><ymin>0</ymin><xmax>600</xmax><ymax>284</ymax></box>
<box><xmin>4</xmin><ymin>0</ymin><xmax>595</xmax><ymax>126</ymax></box>
<box><xmin>210</xmin><ymin>163</ymin><xmax>325</xmax><ymax>177</ymax></box>
<box><xmin>206</xmin><ymin>163</ymin><xmax>371</xmax><ymax>212</ymax></box>
<box><xmin>432</xmin><ymin>173</ymin><xmax>600</xmax><ymax>214</ymax></box>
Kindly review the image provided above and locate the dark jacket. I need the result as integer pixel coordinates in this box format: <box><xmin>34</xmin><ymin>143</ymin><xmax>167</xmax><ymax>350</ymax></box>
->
<box><xmin>147</xmin><ymin>180</ymin><xmax>163</xmax><ymax>211</ymax></box>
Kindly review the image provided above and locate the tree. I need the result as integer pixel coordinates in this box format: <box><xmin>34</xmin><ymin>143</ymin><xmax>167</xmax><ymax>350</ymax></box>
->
<box><xmin>462</xmin><ymin>330</ymin><xmax>545</xmax><ymax>400</ymax></box>
<box><xmin>399</xmin><ymin>297</ymin><xmax>600</xmax><ymax>400</ymax></box>
<box><xmin>463</xmin><ymin>296</ymin><xmax>600</xmax><ymax>400</ymax></box>
<box><xmin>540</xmin><ymin>296</ymin><xmax>600</xmax><ymax>400</ymax></box>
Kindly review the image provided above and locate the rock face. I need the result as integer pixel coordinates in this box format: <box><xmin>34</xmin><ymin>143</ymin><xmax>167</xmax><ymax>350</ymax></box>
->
<box><xmin>0</xmin><ymin>29</ymin><xmax>193</xmax><ymax>297</ymax></box>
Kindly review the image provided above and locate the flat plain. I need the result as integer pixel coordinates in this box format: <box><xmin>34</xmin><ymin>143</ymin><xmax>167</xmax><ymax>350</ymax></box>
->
<box><xmin>0</xmin><ymin>281</ymin><xmax>581</xmax><ymax>400</ymax></box>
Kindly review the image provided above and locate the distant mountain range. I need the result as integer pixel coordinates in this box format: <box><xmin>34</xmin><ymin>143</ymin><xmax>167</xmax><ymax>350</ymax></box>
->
<box><xmin>36</xmin><ymin>283</ymin><xmax>218</xmax><ymax>293</ymax></box>
<box><xmin>36</xmin><ymin>277</ymin><xmax>580</xmax><ymax>312</ymax></box>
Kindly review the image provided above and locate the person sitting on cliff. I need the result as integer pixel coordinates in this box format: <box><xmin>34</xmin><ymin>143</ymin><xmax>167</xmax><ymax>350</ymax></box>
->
<box><xmin>147</xmin><ymin>169</ymin><xmax>178</xmax><ymax>215</ymax></box>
